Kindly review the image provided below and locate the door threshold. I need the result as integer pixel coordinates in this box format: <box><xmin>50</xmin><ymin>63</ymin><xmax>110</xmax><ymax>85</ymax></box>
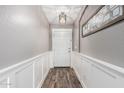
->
<box><xmin>54</xmin><ymin>66</ymin><xmax>71</xmax><ymax>68</ymax></box>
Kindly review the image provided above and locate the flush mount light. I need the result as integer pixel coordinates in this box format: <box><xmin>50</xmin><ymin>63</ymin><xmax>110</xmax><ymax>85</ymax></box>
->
<box><xmin>59</xmin><ymin>12</ymin><xmax>66</xmax><ymax>24</ymax></box>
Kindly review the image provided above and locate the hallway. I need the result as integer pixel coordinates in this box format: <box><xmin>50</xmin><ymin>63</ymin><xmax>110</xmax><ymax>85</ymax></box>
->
<box><xmin>42</xmin><ymin>67</ymin><xmax>82</xmax><ymax>88</ymax></box>
<box><xmin>0</xmin><ymin>5</ymin><xmax>124</xmax><ymax>88</ymax></box>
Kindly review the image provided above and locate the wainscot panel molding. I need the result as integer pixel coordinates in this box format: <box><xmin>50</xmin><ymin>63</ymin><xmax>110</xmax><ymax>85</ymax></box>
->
<box><xmin>0</xmin><ymin>51</ymin><xmax>52</xmax><ymax>88</ymax></box>
<box><xmin>71</xmin><ymin>51</ymin><xmax>124</xmax><ymax>88</ymax></box>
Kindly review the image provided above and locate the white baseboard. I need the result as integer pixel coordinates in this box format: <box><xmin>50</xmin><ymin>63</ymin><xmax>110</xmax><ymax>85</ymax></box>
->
<box><xmin>72</xmin><ymin>66</ymin><xmax>87</xmax><ymax>88</ymax></box>
<box><xmin>37</xmin><ymin>68</ymin><xmax>50</xmax><ymax>88</ymax></box>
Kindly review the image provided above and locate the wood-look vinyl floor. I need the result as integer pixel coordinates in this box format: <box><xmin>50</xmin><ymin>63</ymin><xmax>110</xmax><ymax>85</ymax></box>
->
<box><xmin>42</xmin><ymin>67</ymin><xmax>82</xmax><ymax>88</ymax></box>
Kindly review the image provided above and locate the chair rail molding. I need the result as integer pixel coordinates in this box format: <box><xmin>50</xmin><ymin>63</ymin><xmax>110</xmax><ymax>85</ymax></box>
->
<box><xmin>0</xmin><ymin>51</ymin><xmax>52</xmax><ymax>88</ymax></box>
<box><xmin>71</xmin><ymin>51</ymin><xmax>124</xmax><ymax>88</ymax></box>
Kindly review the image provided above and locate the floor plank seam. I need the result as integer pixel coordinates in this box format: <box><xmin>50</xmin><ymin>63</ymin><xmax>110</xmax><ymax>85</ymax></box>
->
<box><xmin>42</xmin><ymin>67</ymin><xmax>82</xmax><ymax>88</ymax></box>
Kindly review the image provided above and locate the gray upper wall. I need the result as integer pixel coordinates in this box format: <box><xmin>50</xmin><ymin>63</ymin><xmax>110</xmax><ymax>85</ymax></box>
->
<box><xmin>73</xmin><ymin>5</ymin><xmax>124</xmax><ymax>68</ymax></box>
<box><xmin>73</xmin><ymin>6</ymin><xmax>87</xmax><ymax>52</ymax></box>
<box><xmin>73</xmin><ymin>19</ymin><xmax>79</xmax><ymax>51</ymax></box>
<box><xmin>0</xmin><ymin>6</ymin><xmax>50</xmax><ymax>69</ymax></box>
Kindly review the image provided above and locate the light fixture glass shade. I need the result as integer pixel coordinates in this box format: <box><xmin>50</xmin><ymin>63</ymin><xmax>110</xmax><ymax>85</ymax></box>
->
<box><xmin>59</xmin><ymin>12</ymin><xmax>66</xmax><ymax>24</ymax></box>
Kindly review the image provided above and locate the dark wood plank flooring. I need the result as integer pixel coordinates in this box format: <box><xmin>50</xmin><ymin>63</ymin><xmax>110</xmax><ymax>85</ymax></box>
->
<box><xmin>42</xmin><ymin>67</ymin><xmax>82</xmax><ymax>88</ymax></box>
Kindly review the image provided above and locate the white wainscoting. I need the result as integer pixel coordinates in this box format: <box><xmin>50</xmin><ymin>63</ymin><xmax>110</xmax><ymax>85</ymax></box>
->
<box><xmin>71</xmin><ymin>51</ymin><xmax>124</xmax><ymax>88</ymax></box>
<box><xmin>0</xmin><ymin>51</ymin><xmax>52</xmax><ymax>88</ymax></box>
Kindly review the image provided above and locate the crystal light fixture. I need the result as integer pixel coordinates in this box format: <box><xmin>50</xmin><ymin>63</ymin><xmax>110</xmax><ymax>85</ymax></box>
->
<box><xmin>59</xmin><ymin>12</ymin><xmax>66</xmax><ymax>24</ymax></box>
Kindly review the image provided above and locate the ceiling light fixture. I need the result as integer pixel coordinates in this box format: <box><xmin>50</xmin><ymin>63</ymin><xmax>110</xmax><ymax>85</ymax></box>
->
<box><xmin>59</xmin><ymin>12</ymin><xmax>66</xmax><ymax>24</ymax></box>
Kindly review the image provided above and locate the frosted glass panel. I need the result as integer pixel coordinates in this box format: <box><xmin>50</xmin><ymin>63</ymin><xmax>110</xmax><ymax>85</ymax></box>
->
<box><xmin>113</xmin><ymin>7</ymin><xmax>120</xmax><ymax>16</ymax></box>
<box><xmin>104</xmin><ymin>13</ymin><xmax>110</xmax><ymax>22</ymax></box>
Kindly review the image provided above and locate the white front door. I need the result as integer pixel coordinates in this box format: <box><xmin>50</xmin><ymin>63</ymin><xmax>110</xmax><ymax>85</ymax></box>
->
<box><xmin>52</xmin><ymin>29</ymin><xmax>72</xmax><ymax>67</ymax></box>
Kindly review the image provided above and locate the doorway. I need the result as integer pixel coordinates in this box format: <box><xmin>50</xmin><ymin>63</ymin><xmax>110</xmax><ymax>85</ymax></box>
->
<box><xmin>52</xmin><ymin>28</ymin><xmax>72</xmax><ymax>67</ymax></box>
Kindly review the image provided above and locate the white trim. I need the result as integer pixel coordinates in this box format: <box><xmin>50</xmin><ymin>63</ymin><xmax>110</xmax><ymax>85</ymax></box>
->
<box><xmin>33</xmin><ymin>61</ymin><xmax>35</xmax><ymax>88</ymax></box>
<box><xmin>37</xmin><ymin>78</ymin><xmax>43</xmax><ymax>88</ymax></box>
<box><xmin>72</xmin><ymin>51</ymin><xmax>124</xmax><ymax>88</ymax></box>
<box><xmin>72</xmin><ymin>66</ymin><xmax>87</xmax><ymax>88</ymax></box>
<box><xmin>71</xmin><ymin>52</ymin><xmax>87</xmax><ymax>88</ymax></box>
<box><xmin>49</xmin><ymin>51</ymin><xmax>54</xmax><ymax>68</ymax></box>
<box><xmin>0</xmin><ymin>55</ymin><xmax>38</xmax><ymax>75</ymax></box>
<box><xmin>0</xmin><ymin>52</ymin><xmax>48</xmax><ymax>75</ymax></box>
<box><xmin>37</xmin><ymin>68</ymin><xmax>50</xmax><ymax>88</ymax></box>
<box><xmin>0</xmin><ymin>51</ymin><xmax>51</xmax><ymax>88</ymax></box>
<box><xmin>72</xmin><ymin>51</ymin><xmax>124</xmax><ymax>76</ymax></box>
<box><xmin>80</xmin><ymin>54</ymin><xmax>124</xmax><ymax>75</ymax></box>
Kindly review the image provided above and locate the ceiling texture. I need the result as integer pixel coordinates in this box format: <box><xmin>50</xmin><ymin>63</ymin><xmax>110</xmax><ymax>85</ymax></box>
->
<box><xmin>42</xmin><ymin>5</ymin><xmax>84</xmax><ymax>25</ymax></box>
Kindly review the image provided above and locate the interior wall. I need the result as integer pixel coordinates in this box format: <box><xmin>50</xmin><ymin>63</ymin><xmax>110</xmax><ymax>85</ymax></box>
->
<box><xmin>50</xmin><ymin>24</ymin><xmax>73</xmax><ymax>29</ymax></box>
<box><xmin>73</xmin><ymin>19</ymin><xmax>79</xmax><ymax>51</ymax></box>
<box><xmin>73</xmin><ymin>5</ymin><xmax>124</xmax><ymax>68</ymax></box>
<box><xmin>73</xmin><ymin>6</ymin><xmax>88</xmax><ymax>52</ymax></box>
<box><xmin>0</xmin><ymin>6</ymin><xmax>50</xmax><ymax>69</ymax></box>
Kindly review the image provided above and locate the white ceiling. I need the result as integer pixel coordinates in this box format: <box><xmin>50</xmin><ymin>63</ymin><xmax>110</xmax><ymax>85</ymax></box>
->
<box><xmin>42</xmin><ymin>5</ymin><xmax>84</xmax><ymax>25</ymax></box>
